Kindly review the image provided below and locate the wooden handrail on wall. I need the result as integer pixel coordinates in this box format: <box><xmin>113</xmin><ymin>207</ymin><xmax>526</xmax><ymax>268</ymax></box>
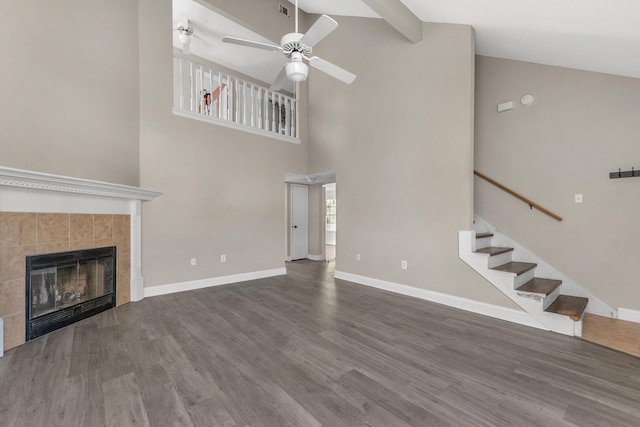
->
<box><xmin>474</xmin><ymin>170</ymin><xmax>563</xmax><ymax>222</ymax></box>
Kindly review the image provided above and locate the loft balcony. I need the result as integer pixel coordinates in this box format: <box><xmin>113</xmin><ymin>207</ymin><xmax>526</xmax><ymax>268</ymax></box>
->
<box><xmin>173</xmin><ymin>54</ymin><xmax>299</xmax><ymax>143</ymax></box>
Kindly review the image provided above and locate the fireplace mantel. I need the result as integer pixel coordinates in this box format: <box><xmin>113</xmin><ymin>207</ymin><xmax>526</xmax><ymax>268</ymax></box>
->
<box><xmin>0</xmin><ymin>166</ymin><xmax>161</xmax><ymax>304</ymax></box>
<box><xmin>0</xmin><ymin>167</ymin><xmax>160</xmax><ymax>200</ymax></box>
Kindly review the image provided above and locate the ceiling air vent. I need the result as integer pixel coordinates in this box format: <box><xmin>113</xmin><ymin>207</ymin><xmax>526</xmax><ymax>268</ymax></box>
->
<box><xmin>279</xmin><ymin>4</ymin><xmax>291</xmax><ymax>17</ymax></box>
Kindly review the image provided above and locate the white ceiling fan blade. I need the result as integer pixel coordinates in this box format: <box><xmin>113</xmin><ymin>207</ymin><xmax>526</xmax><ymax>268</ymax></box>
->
<box><xmin>309</xmin><ymin>57</ymin><xmax>356</xmax><ymax>84</ymax></box>
<box><xmin>222</xmin><ymin>36</ymin><xmax>283</xmax><ymax>53</ymax></box>
<box><xmin>300</xmin><ymin>15</ymin><xmax>338</xmax><ymax>48</ymax></box>
<box><xmin>270</xmin><ymin>65</ymin><xmax>289</xmax><ymax>91</ymax></box>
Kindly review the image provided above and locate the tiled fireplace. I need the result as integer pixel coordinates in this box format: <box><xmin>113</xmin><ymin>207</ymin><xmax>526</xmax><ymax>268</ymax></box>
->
<box><xmin>0</xmin><ymin>167</ymin><xmax>160</xmax><ymax>353</ymax></box>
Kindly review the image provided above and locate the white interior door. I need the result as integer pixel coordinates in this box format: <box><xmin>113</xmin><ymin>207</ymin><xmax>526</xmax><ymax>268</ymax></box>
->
<box><xmin>291</xmin><ymin>184</ymin><xmax>308</xmax><ymax>260</ymax></box>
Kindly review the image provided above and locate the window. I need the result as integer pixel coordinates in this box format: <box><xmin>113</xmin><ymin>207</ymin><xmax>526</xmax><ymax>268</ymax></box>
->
<box><xmin>326</xmin><ymin>199</ymin><xmax>336</xmax><ymax>231</ymax></box>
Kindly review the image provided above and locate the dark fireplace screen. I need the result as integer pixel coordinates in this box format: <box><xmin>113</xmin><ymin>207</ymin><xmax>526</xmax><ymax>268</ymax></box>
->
<box><xmin>26</xmin><ymin>246</ymin><xmax>116</xmax><ymax>341</ymax></box>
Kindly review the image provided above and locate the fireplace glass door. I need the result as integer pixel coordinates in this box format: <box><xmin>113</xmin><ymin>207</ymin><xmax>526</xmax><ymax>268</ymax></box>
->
<box><xmin>26</xmin><ymin>246</ymin><xmax>116</xmax><ymax>340</ymax></box>
<box><xmin>30</xmin><ymin>258</ymin><xmax>113</xmax><ymax>318</ymax></box>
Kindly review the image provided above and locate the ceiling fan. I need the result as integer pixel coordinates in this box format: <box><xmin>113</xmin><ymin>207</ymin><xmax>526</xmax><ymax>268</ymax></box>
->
<box><xmin>175</xmin><ymin>16</ymin><xmax>194</xmax><ymax>55</ymax></box>
<box><xmin>222</xmin><ymin>0</ymin><xmax>356</xmax><ymax>91</ymax></box>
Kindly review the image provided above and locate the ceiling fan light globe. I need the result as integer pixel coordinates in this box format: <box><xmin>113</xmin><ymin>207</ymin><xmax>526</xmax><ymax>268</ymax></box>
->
<box><xmin>286</xmin><ymin>61</ymin><xmax>308</xmax><ymax>82</ymax></box>
<box><xmin>179</xmin><ymin>33</ymin><xmax>191</xmax><ymax>45</ymax></box>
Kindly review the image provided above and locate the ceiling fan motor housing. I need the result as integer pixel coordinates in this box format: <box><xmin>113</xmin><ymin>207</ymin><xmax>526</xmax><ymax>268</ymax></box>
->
<box><xmin>281</xmin><ymin>33</ymin><xmax>311</xmax><ymax>58</ymax></box>
<box><xmin>177</xmin><ymin>22</ymin><xmax>194</xmax><ymax>36</ymax></box>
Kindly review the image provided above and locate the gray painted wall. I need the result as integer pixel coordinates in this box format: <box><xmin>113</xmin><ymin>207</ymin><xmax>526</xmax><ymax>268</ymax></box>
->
<box><xmin>0</xmin><ymin>0</ymin><xmax>140</xmax><ymax>186</ymax></box>
<box><xmin>198</xmin><ymin>0</ymin><xmax>308</xmax><ymax>45</ymax></box>
<box><xmin>139</xmin><ymin>0</ymin><xmax>308</xmax><ymax>287</ymax></box>
<box><xmin>307</xmin><ymin>17</ymin><xmax>517</xmax><ymax>308</ymax></box>
<box><xmin>475</xmin><ymin>56</ymin><xmax>640</xmax><ymax>311</ymax></box>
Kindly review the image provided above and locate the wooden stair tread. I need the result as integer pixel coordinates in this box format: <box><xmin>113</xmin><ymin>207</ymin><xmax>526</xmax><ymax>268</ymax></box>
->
<box><xmin>516</xmin><ymin>278</ymin><xmax>562</xmax><ymax>296</ymax></box>
<box><xmin>475</xmin><ymin>246</ymin><xmax>513</xmax><ymax>256</ymax></box>
<box><xmin>546</xmin><ymin>295</ymin><xmax>588</xmax><ymax>321</ymax></box>
<box><xmin>476</xmin><ymin>232</ymin><xmax>493</xmax><ymax>239</ymax></box>
<box><xmin>491</xmin><ymin>261</ymin><xmax>537</xmax><ymax>276</ymax></box>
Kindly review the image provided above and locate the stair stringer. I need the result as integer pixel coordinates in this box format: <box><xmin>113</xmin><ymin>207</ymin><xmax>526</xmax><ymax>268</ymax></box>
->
<box><xmin>459</xmin><ymin>231</ymin><xmax>576</xmax><ymax>336</ymax></box>
<box><xmin>474</xmin><ymin>216</ymin><xmax>617</xmax><ymax>321</ymax></box>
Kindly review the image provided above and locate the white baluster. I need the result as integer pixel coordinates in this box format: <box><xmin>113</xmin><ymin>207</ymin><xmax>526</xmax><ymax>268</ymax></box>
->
<box><xmin>234</xmin><ymin>77</ymin><xmax>239</xmax><ymax>124</ymax></box>
<box><xmin>256</xmin><ymin>88</ymin><xmax>262</xmax><ymax>129</ymax></box>
<box><xmin>285</xmin><ymin>97</ymin><xmax>290</xmax><ymax>137</ymax></box>
<box><xmin>264</xmin><ymin>89</ymin><xmax>269</xmax><ymax>130</ymax></box>
<box><xmin>228</xmin><ymin>75</ymin><xmax>232</xmax><ymax>121</ymax></box>
<box><xmin>208</xmin><ymin>68</ymin><xmax>213</xmax><ymax>116</ymax></box>
<box><xmin>198</xmin><ymin>65</ymin><xmax>204</xmax><ymax>114</ymax></box>
<box><xmin>242</xmin><ymin>81</ymin><xmax>247</xmax><ymax>125</ymax></box>
<box><xmin>238</xmin><ymin>80</ymin><xmax>242</xmax><ymax>124</ymax></box>
<box><xmin>179</xmin><ymin>59</ymin><xmax>184</xmax><ymax>110</ymax></box>
<box><xmin>277</xmin><ymin>94</ymin><xmax>282</xmax><ymax>134</ymax></box>
<box><xmin>292</xmin><ymin>98</ymin><xmax>297</xmax><ymax>138</ymax></box>
<box><xmin>250</xmin><ymin>84</ymin><xmax>255</xmax><ymax>128</ymax></box>
<box><xmin>271</xmin><ymin>93</ymin><xmax>276</xmax><ymax>133</ymax></box>
<box><xmin>189</xmin><ymin>61</ymin><xmax>194</xmax><ymax>112</ymax></box>
<box><xmin>218</xmin><ymin>71</ymin><xmax>223</xmax><ymax>118</ymax></box>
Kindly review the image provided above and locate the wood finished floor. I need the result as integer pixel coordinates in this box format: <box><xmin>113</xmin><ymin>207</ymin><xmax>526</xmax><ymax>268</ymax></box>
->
<box><xmin>582</xmin><ymin>314</ymin><xmax>640</xmax><ymax>358</ymax></box>
<box><xmin>1</xmin><ymin>260</ymin><xmax>640</xmax><ymax>426</ymax></box>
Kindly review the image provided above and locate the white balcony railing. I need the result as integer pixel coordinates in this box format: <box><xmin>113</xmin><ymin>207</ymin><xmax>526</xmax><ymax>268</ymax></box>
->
<box><xmin>173</xmin><ymin>54</ymin><xmax>299</xmax><ymax>142</ymax></box>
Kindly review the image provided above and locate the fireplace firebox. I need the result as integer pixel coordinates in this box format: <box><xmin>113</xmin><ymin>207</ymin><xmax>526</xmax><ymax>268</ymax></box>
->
<box><xmin>26</xmin><ymin>246</ymin><xmax>116</xmax><ymax>341</ymax></box>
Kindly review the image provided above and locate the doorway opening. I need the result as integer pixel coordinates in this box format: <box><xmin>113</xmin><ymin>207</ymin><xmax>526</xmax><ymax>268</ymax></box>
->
<box><xmin>324</xmin><ymin>183</ymin><xmax>336</xmax><ymax>261</ymax></box>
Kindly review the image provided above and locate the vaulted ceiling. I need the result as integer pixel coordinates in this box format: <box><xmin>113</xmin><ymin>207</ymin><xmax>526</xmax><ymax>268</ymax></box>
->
<box><xmin>290</xmin><ymin>0</ymin><xmax>640</xmax><ymax>79</ymax></box>
<box><xmin>173</xmin><ymin>0</ymin><xmax>640</xmax><ymax>88</ymax></box>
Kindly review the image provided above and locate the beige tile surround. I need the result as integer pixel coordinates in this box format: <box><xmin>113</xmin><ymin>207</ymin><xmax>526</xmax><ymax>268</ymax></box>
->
<box><xmin>0</xmin><ymin>212</ymin><xmax>130</xmax><ymax>351</ymax></box>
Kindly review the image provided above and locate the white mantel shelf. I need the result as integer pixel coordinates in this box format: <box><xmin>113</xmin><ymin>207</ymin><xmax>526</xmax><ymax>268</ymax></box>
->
<box><xmin>0</xmin><ymin>167</ymin><xmax>161</xmax><ymax>200</ymax></box>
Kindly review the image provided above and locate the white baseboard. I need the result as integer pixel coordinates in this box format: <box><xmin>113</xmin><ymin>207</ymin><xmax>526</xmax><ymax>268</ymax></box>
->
<box><xmin>334</xmin><ymin>271</ymin><xmax>546</xmax><ymax>331</ymax></box>
<box><xmin>144</xmin><ymin>268</ymin><xmax>287</xmax><ymax>298</ymax></box>
<box><xmin>618</xmin><ymin>308</ymin><xmax>640</xmax><ymax>324</ymax></box>
<box><xmin>307</xmin><ymin>254</ymin><xmax>325</xmax><ymax>261</ymax></box>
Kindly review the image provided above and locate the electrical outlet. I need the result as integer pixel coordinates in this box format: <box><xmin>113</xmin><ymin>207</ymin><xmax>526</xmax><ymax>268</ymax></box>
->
<box><xmin>356</xmin><ymin>254</ymin><xmax>361</xmax><ymax>261</ymax></box>
<box><xmin>401</xmin><ymin>260</ymin><xmax>408</xmax><ymax>270</ymax></box>
<box><xmin>190</xmin><ymin>258</ymin><xmax>196</xmax><ymax>266</ymax></box>
<box><xmin>220</xmin><ymin>254</ymin><xmax>226</xmax><ymax>263</ymax></box>
<box><xmin>575</xmin><ymin>194</ymin><xmax>583</xmax><ymax>204</ymax></box>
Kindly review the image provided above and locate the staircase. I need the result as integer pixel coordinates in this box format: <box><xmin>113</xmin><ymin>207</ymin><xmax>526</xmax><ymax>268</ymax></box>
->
<box><xmin>459</xmin><ymin>220</ymin><xmax>616</xmax><ymax>336</ymax></box>
<box><xmin>479</xmin><ymin>231</ymin><xmax>588</xmax><ymax>318</ymax></box>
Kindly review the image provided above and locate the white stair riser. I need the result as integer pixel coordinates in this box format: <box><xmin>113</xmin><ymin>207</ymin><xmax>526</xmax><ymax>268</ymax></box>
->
<box><xmin>486</xmin><ymin>251</ymin><xmax>514</xmax><ymax>268</ymax></box>
<box><xmin>475</xmin><ymin>236</ymin><xmax>492</xmax><ymax>250</ymax></box>
<box><xmin>512</xmin><ymin>269</ymin><xmax>536</xmax><ymax>289</ymax></box>
<box><xmin>543</xmin><ymin>287</ymin><xmax>561</xmax><ymax>311</ymax></box>
<box><xmin>515</xmin><ymin>285</ymin><xmax>562</xmax><ymax>311</ymax></box>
